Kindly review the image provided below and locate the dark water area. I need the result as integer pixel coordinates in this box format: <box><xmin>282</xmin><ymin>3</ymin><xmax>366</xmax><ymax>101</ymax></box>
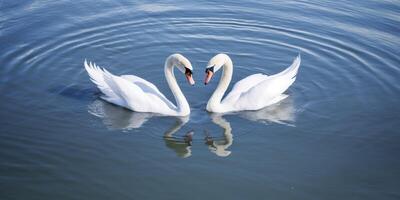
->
<box><xmin>1</xmin><ymin>0</ymin><xmax>399</xmax><ymax>199</ymax></box>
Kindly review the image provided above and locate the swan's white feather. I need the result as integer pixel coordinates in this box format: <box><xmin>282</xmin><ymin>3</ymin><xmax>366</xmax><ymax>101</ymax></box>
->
<box><xmin>84</xmin><ymin>60</ymin><xmax>119</xmax><ymax>102</ymax></box>
<box><xmin>233</xmin><ymin>55</ymin><xmax>301</xmax><ymax>110</ymax></box>
<box><xmin>120</xmin><ymin>75</ymin><xmax>159</xmax><ymax>93</ymax></box>
<box><xmin>222</xmin><ymin>73</ymin><xmax>268</xmax><ymax>105</ymax></box>
<box><xmin>119</xmin><ymin>75</ymin><xmax>175</xmax><ymax>109</ymax></box>
<box><xmin>84</xmin><ymin>60</ymin><xmax>179</xmax><ymax>116</ymax></box>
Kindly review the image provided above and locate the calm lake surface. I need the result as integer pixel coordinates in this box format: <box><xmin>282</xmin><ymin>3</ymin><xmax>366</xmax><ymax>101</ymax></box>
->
<box><xmin>1</xmin><ymin>0</ymin><xmax>399</xmax><ymax>199</ymax></box>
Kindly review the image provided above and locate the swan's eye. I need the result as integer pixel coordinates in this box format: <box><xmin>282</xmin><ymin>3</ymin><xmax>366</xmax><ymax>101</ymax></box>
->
<box><xmin>205</xmin><ymin>66</ymin><xmax>214</xmax><ymax>73</ymax></box>
<box><xmin>185</xmin><ymin>67</ymin><xmax>192</xmax><ymax>75</ymax></box>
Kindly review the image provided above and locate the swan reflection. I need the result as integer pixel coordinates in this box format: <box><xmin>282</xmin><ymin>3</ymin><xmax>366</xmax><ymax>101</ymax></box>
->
<box><xmin>88</xmin><ymin>100</ymin><xmax>193</xmax><ymax>158</ymax></box>
<box><xmin>237</xmin><ymin>97</ymin><xmax>296</xmax><ymax>126</ymax></box>
<box><xmin>88</xmin><ymin>100</ymin><xmax>157</xmax><ymax>130</ymax></box>
<box><xmin>205</xmin><ymin>114</ymin><xmax>233</xmax><ymax>157</ymax></box>
<box><xmin>163</xmin><ymin>118</ymin><xmax>193</xmax><ymax>158</ymax></box>
<box><xmin>205</xmin><ymin>97</ymin><xmax>295</xmax><ymax>157</ymax></box>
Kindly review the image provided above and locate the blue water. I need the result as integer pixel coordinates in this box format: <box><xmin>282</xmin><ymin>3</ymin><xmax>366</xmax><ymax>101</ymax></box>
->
<box><xmin>1</xmin><ymin>1</ymin><xmax>400</xmax><ymax>199</ymax></box>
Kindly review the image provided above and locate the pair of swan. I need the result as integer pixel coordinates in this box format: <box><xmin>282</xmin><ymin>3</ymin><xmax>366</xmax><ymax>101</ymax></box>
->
<box><xmin>84</xmin><ymin>53</ymin><xmax>301</xmax><ymax>116</ymax></box>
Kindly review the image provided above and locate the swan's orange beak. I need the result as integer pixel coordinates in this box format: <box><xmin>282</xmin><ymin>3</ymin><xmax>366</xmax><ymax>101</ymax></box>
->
<box><xmin>186</xmin><ymin>74</ymin><xmax>195</xmax><ymax>86</ymax></box>
<box><xmin>204</xmin><ymin>71</ymin><xmax>214</xmax><ymax>85</ymax></box>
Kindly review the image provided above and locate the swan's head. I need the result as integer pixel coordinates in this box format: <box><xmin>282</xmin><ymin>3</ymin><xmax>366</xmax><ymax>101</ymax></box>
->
<box><xmin>170</xmin><ymin>54</ymin><xmax>195</xmax><ymax>86</ymax></box>
<box><xmin>204</xmin><ymin>53</ymin><xmax>229</xmax><ymax>85</ymax></box>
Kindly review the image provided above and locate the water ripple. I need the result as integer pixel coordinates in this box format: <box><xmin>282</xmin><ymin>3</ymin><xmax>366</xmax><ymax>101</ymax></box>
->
<box><xmin>0</xmin><ymin>1</ymin><xmax>398</xmax><ymax>139</ymax></box>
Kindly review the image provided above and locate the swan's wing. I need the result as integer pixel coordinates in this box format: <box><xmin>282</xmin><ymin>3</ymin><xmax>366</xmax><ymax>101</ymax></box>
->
<box><xmin>85</xmin><ymin>60</ymin><xmax>176</xmax><ymax>113</ymax></box>
<box><xmin>84</xmin><ymin>60</ymin><xmax>121</xmax><ymax>103</ymax></box>
<box><xmin>233</xmin><ymin>55</ymin><xmax>301</xmax><ymax>110</ymax></box>
<box><xmin>120</xmin><ymin>75</ymin><xmax>175</xmax><ymax>109</ymax></box>
<box><xmin>103</xmin><ymin>71</ymin><xmax>175</xmax><ymax>113</ymax></box>
<box><xmin>120</xmin><ymin>75</ymin><xmax>159</xmax><ymax>94</ymax></box>
<box><xmin>222</xmin><ymin>73</ymin><xmax>268</xmax><ymax>105</ymax></box>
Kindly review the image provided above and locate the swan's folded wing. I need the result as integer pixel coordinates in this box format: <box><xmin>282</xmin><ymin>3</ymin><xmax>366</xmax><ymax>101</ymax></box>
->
<box><xmin>120</xmin><ymin>75</ymin><xmax>175</xmax><ymax>109</ymax></box>
<box><xmin>222</xmin><ymin>73</ymin><xmax>268</xmax><ymax>105</ymax></box>
<box><xmin>120</xmin><ymin>75</ymin><xmax>160</xmax><ymax>94</ymax></box>
<box><xmin>103</xmin><ymin>72</ymin><xmax>175</xmax><ymax>113</ymax></box>
<box><xmin>233</xmin><ymin>55</ymin><xmax>301</xmax><ymax>110</ymax></box>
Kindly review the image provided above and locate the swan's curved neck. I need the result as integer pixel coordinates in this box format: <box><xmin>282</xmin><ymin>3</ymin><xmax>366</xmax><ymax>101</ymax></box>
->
<box><xmin>165</xmin><ymin>57</ymin><xmax>190</xmax><ymax>115</ymax></box>
<box><xmin>207</xmin><ymin>57</ymin><xmax>233</xmax><ymax>111</ymax></box>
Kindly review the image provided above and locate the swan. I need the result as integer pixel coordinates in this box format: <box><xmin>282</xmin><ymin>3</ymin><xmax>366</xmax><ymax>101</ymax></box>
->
<box><xmin>84</xmin><ymin>54</ymin><xmax>195</xmax><ymax>116</ymax></box>
<box><xmin>204</xmin><ymin>53</ymin><xmax>301</xmax><ymax>113</ymax></box>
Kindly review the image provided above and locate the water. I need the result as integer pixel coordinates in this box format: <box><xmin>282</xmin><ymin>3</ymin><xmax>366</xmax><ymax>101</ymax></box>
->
<box><xmin>1</xmin><ymin>0</ymin><xmax>399</xmax><ymax>199</ymax></box>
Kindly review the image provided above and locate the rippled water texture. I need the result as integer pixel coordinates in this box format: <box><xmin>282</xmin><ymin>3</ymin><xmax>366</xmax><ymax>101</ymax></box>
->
<box><xmin>1</xmin><ymin>1</ymin><xmax>399</xmax><ymax>199</ymax></box>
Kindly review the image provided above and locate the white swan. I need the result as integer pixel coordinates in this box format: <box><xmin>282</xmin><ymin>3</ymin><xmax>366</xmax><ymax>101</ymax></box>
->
<box><xmin>84</xmin><ymin>54</ymin><xmax>195</xmax><ymax>116</ymax></box>
<box><xmin>204</xmin><ymin>53</ymin><xmax>301</xmax><ymax>113</ymax></box>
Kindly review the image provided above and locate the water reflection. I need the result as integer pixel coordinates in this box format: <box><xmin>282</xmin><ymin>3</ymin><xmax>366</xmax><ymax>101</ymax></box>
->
<box><xmin>88</xmin><ymin>97</ymin><xmax>295</xmax><ymax>158</ymax></box>
<box><xmin>205</xmin><ymin>114</ymin><xmax>233</xmax><ymax>157</ymax></box>
<box><xmin>88</xmin><ymin>100</ymin><xmax>157</xmax><ymax>130</ymax></box>
<box><xmin>204</xmin><ymin>97</ymin><xmax>296</xmax><ymax>157</ymax></box>
<box><xmin>163</xmin><ymin>118</ymin><xmax>193</xmax><ymax>158</ymax></box>
<box><xmin>237</xmin><ymin>97</ymin><xmax>296</xmax><ymax>126</ymax></box>
<box><xmin>88</xmin><ymin>100</ymin><xmax>193</xmax><ymax>158</ymax></box>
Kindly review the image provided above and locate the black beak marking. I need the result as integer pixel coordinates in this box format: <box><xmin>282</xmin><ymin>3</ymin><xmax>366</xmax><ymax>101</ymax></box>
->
<box><xmin>205</xmin><ymin>66</ymin><xmax>214</xmax><ymax>73</ymax></box>
<box><xmin>185</xmin><ymin>67</ymin><xmax>193</xmax><ymax>76</ymax></box>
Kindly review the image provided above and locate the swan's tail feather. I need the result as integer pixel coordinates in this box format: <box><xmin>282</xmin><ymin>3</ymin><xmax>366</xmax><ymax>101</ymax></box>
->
<box><xmin>84</xmin><ymin>60</ymin><xmax>119</xmax><ymax>101</ymax></box>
